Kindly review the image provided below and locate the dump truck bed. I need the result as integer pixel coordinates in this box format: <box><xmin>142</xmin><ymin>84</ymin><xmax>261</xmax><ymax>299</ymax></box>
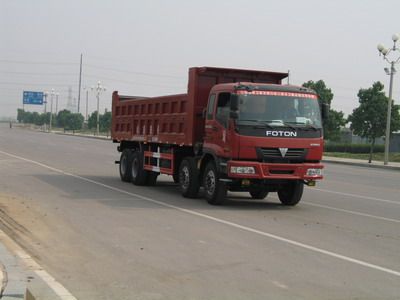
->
<box><xmin>111</xmin><ymin>66</ymin><xmax>288</xmax><ymax>146</ymax></box>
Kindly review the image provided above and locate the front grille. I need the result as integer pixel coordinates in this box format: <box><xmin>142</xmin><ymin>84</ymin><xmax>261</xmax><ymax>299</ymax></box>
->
<box><xmin>257</xmin><ymin>148</ymin><xmax>307</xmax><ymax>163</ymax></box>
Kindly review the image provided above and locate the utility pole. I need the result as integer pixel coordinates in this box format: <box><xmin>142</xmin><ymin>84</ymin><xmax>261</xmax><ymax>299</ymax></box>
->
<box><xmin>77</xmin><ymin>54</ymin><xmax>83</xmax><ymax>113</ymax></box>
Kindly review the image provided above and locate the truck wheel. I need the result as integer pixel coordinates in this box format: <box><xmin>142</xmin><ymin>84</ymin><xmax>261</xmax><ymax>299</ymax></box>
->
<box><xmin>203</xmin><ymin>162</ymin><xmax>227</xmax><ymax>205</ymax></box>
<box><xmin>146</xmin><ymin>172</ymin><xmax>158</xmax><ymax>186</ymax></box>
<box><xmin>278</xmin><ymin>180</ymin><xmax>304</xmax><ymax>206</ymax></box>
<box><xmin>131</xmin><ymin>151</ymin><xmax>148</xmax><ymax>186</ymax></box>
<box><xmin>119</xmin><ymin>149</ymin><xmax>133</xmax><ymax>182</ymax></box>
<box><xmin>172</xmin><ymin>172</ymin><xmax>180</xmax><ymax>183</ymax></box>
<box><xmin>249</xmin><ymin>189</ymin><xmax>269</xmax><ymax>199</ymax></box>
<box><xmin>179</xmin><ymin>158</ymin><xmax>200</xmax><ymax>198</ymax></box>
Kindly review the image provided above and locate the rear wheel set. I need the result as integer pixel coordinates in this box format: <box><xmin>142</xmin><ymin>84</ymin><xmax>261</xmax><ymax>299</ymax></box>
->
<box><xmin>119</xmin><ymin>149</ymin><xmax>158</xmax><ymax>186</ymax></box>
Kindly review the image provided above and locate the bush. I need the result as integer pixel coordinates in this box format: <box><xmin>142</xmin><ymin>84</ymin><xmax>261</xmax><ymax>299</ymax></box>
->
<box><xmin>324</xmin><ymin>143</ymin><xmax>385</xmax><ymax>153</ymax></box>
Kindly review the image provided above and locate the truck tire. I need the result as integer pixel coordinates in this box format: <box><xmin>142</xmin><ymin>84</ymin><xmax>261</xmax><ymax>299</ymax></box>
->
<box><xmin>179</xmin><ymin>158</ymin><xmax>200</xmax><ymax>198</ymax></box>
<box><xmin>249</xmin><ymin>189</ymin><xmax>269</xmax><ymax>199</ymax></box>
<box><xmin>146</xmin><ymin>172</ymin><xmax>158</xmax><ymax>186</ymax></box>
<box><xmin>131</xmin><ymin>151</ymin><xmax>148</xmax><ymax>186</ymax></box>
<box><xmin>172</xmin><ymin>172</ymin><xmax>180</xmax><ymax>183</ymax></box>
<box><xmin>203</xmin><ymin>162</ymin><xmax>227</xmax><ymax>205</ymax></box>
<box><xmin>119</xmin><ymin>149</ymin><xmax>133</xmax><ymax>182</ymax></box>
<box><xmin>278</xmin><ymin>180</ymin><xmax>304</xmax><ymax>206</ymax></box>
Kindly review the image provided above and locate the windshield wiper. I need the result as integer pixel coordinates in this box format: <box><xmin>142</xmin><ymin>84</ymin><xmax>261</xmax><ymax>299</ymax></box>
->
<box><xmin>285</xmin><ymin>121</ymin><xmax>320</xmax><ymax>131</ymax></box>
<box><xmin>237</xmin><ymin>119</ymin><xmax>275</xmax><ymax>129</ymax></box>
<box><xmin>281</xmin><ymin>122</ymin><xmax>297</xmax><ymax>130</ymax></box>
<box><xmin>303</xmin><ymin>124</ymin><xmax>319</xmax><ymax>131</ymax></box>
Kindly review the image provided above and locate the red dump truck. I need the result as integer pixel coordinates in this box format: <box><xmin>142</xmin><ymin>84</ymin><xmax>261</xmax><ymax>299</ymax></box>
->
<box><xmin>111</xmin><ymin>67</ymin><xmax>328</xmax><ymax>206</ymax></box>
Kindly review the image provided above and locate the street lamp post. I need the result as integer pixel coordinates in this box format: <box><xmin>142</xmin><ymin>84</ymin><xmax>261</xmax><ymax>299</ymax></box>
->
<box><xmin>83</xmin><ymin>87</ymin><xmax>89</xmax><ymax>123</ymax></box>
<box><xmin>91</xmin><ymin>81</ymin><xmax>106</xmax><ymax>136</ymax></box>
<box><xmin>49</xmin><ymin>89</ymin><xmax>55</xmax><ymax>132</ymax></box>
<box><xmin>55</xmin><ymin>92</ymin><xmax>59</xmax><ymax>115</ymax></box>
<box><xmin>43</xmin><ymin>91</ymin><xmax>49</xmax><ymax>113</ymax></box>
<box><xmin>377</xmin><ymin>34</ymin><xmax>400</xmax><ymax>165</ymax></box>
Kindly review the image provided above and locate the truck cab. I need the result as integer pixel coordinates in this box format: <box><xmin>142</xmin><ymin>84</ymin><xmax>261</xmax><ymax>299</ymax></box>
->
<box><xmin>200</xmin><ymin>83</ymin><xmax>325</xmax><ymax>205</ymax></box>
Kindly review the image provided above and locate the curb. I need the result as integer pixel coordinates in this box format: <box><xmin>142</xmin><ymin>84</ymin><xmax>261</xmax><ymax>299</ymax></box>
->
<box><xmin>53</xmin><ymin>131</ymin><xmax>111</xmax><ymax>141</ymax></box>
<box><xmin>0</xmin><ymin>228</ymin><xmax>75</xmax><ymax>300</ymax></box>
<box><xmin>14</xmin><ymin>126</ymin><xmax>111</xmax><ymax>141</ymax></box>
<box><xmin>25</xmin><ymin>275</ymin><xmax>65</xmax><ymax>300</ymax></box>
<box><xmin>323</xmin><ymin>158</ymin><xmax>400</xmax><ymax>171</ymax></box>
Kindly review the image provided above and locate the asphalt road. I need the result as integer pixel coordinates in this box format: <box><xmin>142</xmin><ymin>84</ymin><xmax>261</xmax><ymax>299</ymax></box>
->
<box><xmin>0</xmin><ymin>123</ymin><xmax>399</xmax><ymax>299</ymax></box>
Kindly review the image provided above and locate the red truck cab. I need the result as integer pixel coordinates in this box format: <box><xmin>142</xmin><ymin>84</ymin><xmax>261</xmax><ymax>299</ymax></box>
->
<box><xmin>200</xmin><ymin>82</ymin><xmax>324</xmax><ymax>204</ymax></box>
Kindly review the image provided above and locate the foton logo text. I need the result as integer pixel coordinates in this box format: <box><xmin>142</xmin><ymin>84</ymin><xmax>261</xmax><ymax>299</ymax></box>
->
<box><xmin>266</xmin><ymin>131</ymin><xmax>297</xmax><ymax>137</ymax></box>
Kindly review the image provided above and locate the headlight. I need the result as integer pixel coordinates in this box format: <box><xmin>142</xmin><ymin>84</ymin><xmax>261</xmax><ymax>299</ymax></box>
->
<box><xmin>230</xmin><ymin>166</ymin><xmax>256</xmax><ymax>174</ymax></box>
<box><xmin>306</xmin><ymin>168</ymin><xmax>323</xmax><ymax>176</ymax></box>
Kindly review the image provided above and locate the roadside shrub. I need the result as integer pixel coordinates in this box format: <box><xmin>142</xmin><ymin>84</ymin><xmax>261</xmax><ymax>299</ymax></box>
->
<box><xmin>324</xmin><ymin>143</ymin><xmax>385</xmax><ymax>153</ymax></box>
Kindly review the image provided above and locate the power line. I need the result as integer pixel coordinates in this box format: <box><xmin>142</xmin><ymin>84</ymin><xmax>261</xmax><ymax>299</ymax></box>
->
<box><xmin>0</xmin><ymin>71</ymin><xmax>77</xmax><ymax>76</ymax></box>
<box><xmin>84</xmin><ymin>64</ymin><xmax>183</xmax><ymax>79</ymax></box>
<box><xmin>83</xmin><ymin>74</ymin><xmax>184</xmax><ymax>89</ymax></box>
<box><xmin>0</xmin><ymin>59</ymin><xmax>78</xmax><ymax>65</ymax></box>
<box><xmin>0</xmin><ymin>82</ymin><xmax>77</xmax><ymax>87</ymax></box>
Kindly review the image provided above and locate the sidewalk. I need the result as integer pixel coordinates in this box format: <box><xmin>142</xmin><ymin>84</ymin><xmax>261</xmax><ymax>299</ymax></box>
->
<box><xmin>323</xmin><ymin>156</ymin><xmax>400</xmax><ymax>171</ymax></box>
<box><xmin>0</xmin><ymin>236</ymin><xmax>28</xmax><ymax>299</ymax></box>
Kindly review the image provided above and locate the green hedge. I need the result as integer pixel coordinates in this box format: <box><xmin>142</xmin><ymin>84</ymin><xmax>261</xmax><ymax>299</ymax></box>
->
<box><xmin>324</xmin><ymin>143</ymin><xmax>385</xmax><ymax>153</ymax></box>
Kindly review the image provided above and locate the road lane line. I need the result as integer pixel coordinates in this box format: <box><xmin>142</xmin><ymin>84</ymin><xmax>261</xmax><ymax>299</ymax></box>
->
<box><xmin>1</xmin><ymin>149</ymin><xmax>400</xmax><ymax>278</ymax></box>
<box><xmin>310</xmin><ymin>188</ymin><xmax>400</xmax><ymax>205</ymax></box>
<box><xmin>302</xmin><ymin>202</ymin><xmax>400</xmax><ymax>223</ymax></box>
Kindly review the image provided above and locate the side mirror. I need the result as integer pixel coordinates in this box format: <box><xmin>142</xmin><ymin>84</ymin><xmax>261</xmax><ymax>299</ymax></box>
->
<box><xmin>202</xmin><ymin>108</ymin><xmax>207</xmax><ymax>118</ymax></box>
<box><xmin>321</xmin><ymin>103</ymin><xmax>329</xmax><ymax>120</ymax></box>
<box><xmin>230</xmin><ymin>94</ymin><xmax>239</xmax><ymax>111</ymax></box>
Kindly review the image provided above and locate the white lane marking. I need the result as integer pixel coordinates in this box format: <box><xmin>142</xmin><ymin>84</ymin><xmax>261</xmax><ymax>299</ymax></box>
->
<box><xmin>310</xmin><ymin>188</ymin><xmax>400</xmax><ymax>205</ymax></box>
<box><xmin>0</xmin><ymin>231</ymin><xmax>77</xmax><ymax>300</ymax></box>
<box><xmin>1</xmin><ymin>149</ymin><xmax>400</xmax><ymax>278</ymax></box>
<box><xmin>302</xmin><ymin>202</ymin><xmax>400</xmax><ymax>224</ymax></box>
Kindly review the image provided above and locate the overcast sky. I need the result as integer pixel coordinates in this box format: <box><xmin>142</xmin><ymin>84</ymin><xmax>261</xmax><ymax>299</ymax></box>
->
<box><xmin>1</xmin><ymin>0</ymin><xmax>400</xmax><ymax>119</ymax></box>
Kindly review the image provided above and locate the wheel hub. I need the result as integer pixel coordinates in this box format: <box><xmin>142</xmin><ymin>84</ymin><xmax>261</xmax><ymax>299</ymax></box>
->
<box><xmin>205</xmin><ymin>170</ymin><xmax>216</xmax><ymax>194</ymax></box>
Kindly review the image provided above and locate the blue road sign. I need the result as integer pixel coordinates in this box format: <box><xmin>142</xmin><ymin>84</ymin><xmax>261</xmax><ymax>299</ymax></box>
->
<box><xmin>23</xmin><ymin>91</ymin><xmax>44</xmax><ymax>105</ymax></box>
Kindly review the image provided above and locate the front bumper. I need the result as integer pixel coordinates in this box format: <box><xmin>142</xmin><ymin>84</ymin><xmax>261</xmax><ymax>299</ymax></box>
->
<box><xmin>227</xmin><ymin>160</ymin><xmax>324</xmax><ymax>180</ymax></box>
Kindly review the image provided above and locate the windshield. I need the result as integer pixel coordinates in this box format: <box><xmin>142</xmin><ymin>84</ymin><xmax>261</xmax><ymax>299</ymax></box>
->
<box><xmin>237</xmin><ymin>92</ymin><xmax>322</xmax><ymax>128</ymax></box>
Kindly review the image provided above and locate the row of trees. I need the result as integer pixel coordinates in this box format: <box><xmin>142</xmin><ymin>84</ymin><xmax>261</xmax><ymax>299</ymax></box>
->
<box><xmin>303</xmin><ymin>80</ymin><xmax>400</xmax><ymax>161</ymax></box>
<box><xmin>17</xmin><ymin>109</ymin><xmax>112</xmax><ymax>132</ymax></box>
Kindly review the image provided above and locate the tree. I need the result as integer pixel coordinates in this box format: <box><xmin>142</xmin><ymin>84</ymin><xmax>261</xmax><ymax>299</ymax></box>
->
<box><xmin>65</xmin><ymin>113</ymin><xmax>84</xmax><ymax>132</ymax></box>
<box><xmin>17</xmin><ymin>109</ymin><xmax>26</xmax><ymax>123</ymax></box>
<box><xmin>302</xmin><ymin>80</ymin><xmax>346</xmax><ymax>141</ymax></box>
<box><xmin>57</xmin><ymin>109</ymin><xmax>72</xmax><ymax>129</ymax></box>
<box><xmin>87</xmin><ymin>111</ymin><xmax>98</xmax><ymax>130</ymax></box>
<box><xmin>100</xmin><ymin>110</ymin><xmax>111</xmax><ymax>132</ymax></box>
<box><xmin>348</xmin><ymin>81</ymin><xmax>400</xmax><ymax>163</ymax></box>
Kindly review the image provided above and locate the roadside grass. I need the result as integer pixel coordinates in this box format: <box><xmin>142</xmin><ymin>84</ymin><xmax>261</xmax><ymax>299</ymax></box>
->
<box><xmin>324</xmin><ymin>152</ymin><xmax>400</xmax><ymax>163</ymax></box>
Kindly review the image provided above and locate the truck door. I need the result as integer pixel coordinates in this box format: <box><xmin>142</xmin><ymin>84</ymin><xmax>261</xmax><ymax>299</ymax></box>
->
<box><xmin>204</xmin><ymin>92</ymin><xmax>231</xmax><ymax>157</ymax></box>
